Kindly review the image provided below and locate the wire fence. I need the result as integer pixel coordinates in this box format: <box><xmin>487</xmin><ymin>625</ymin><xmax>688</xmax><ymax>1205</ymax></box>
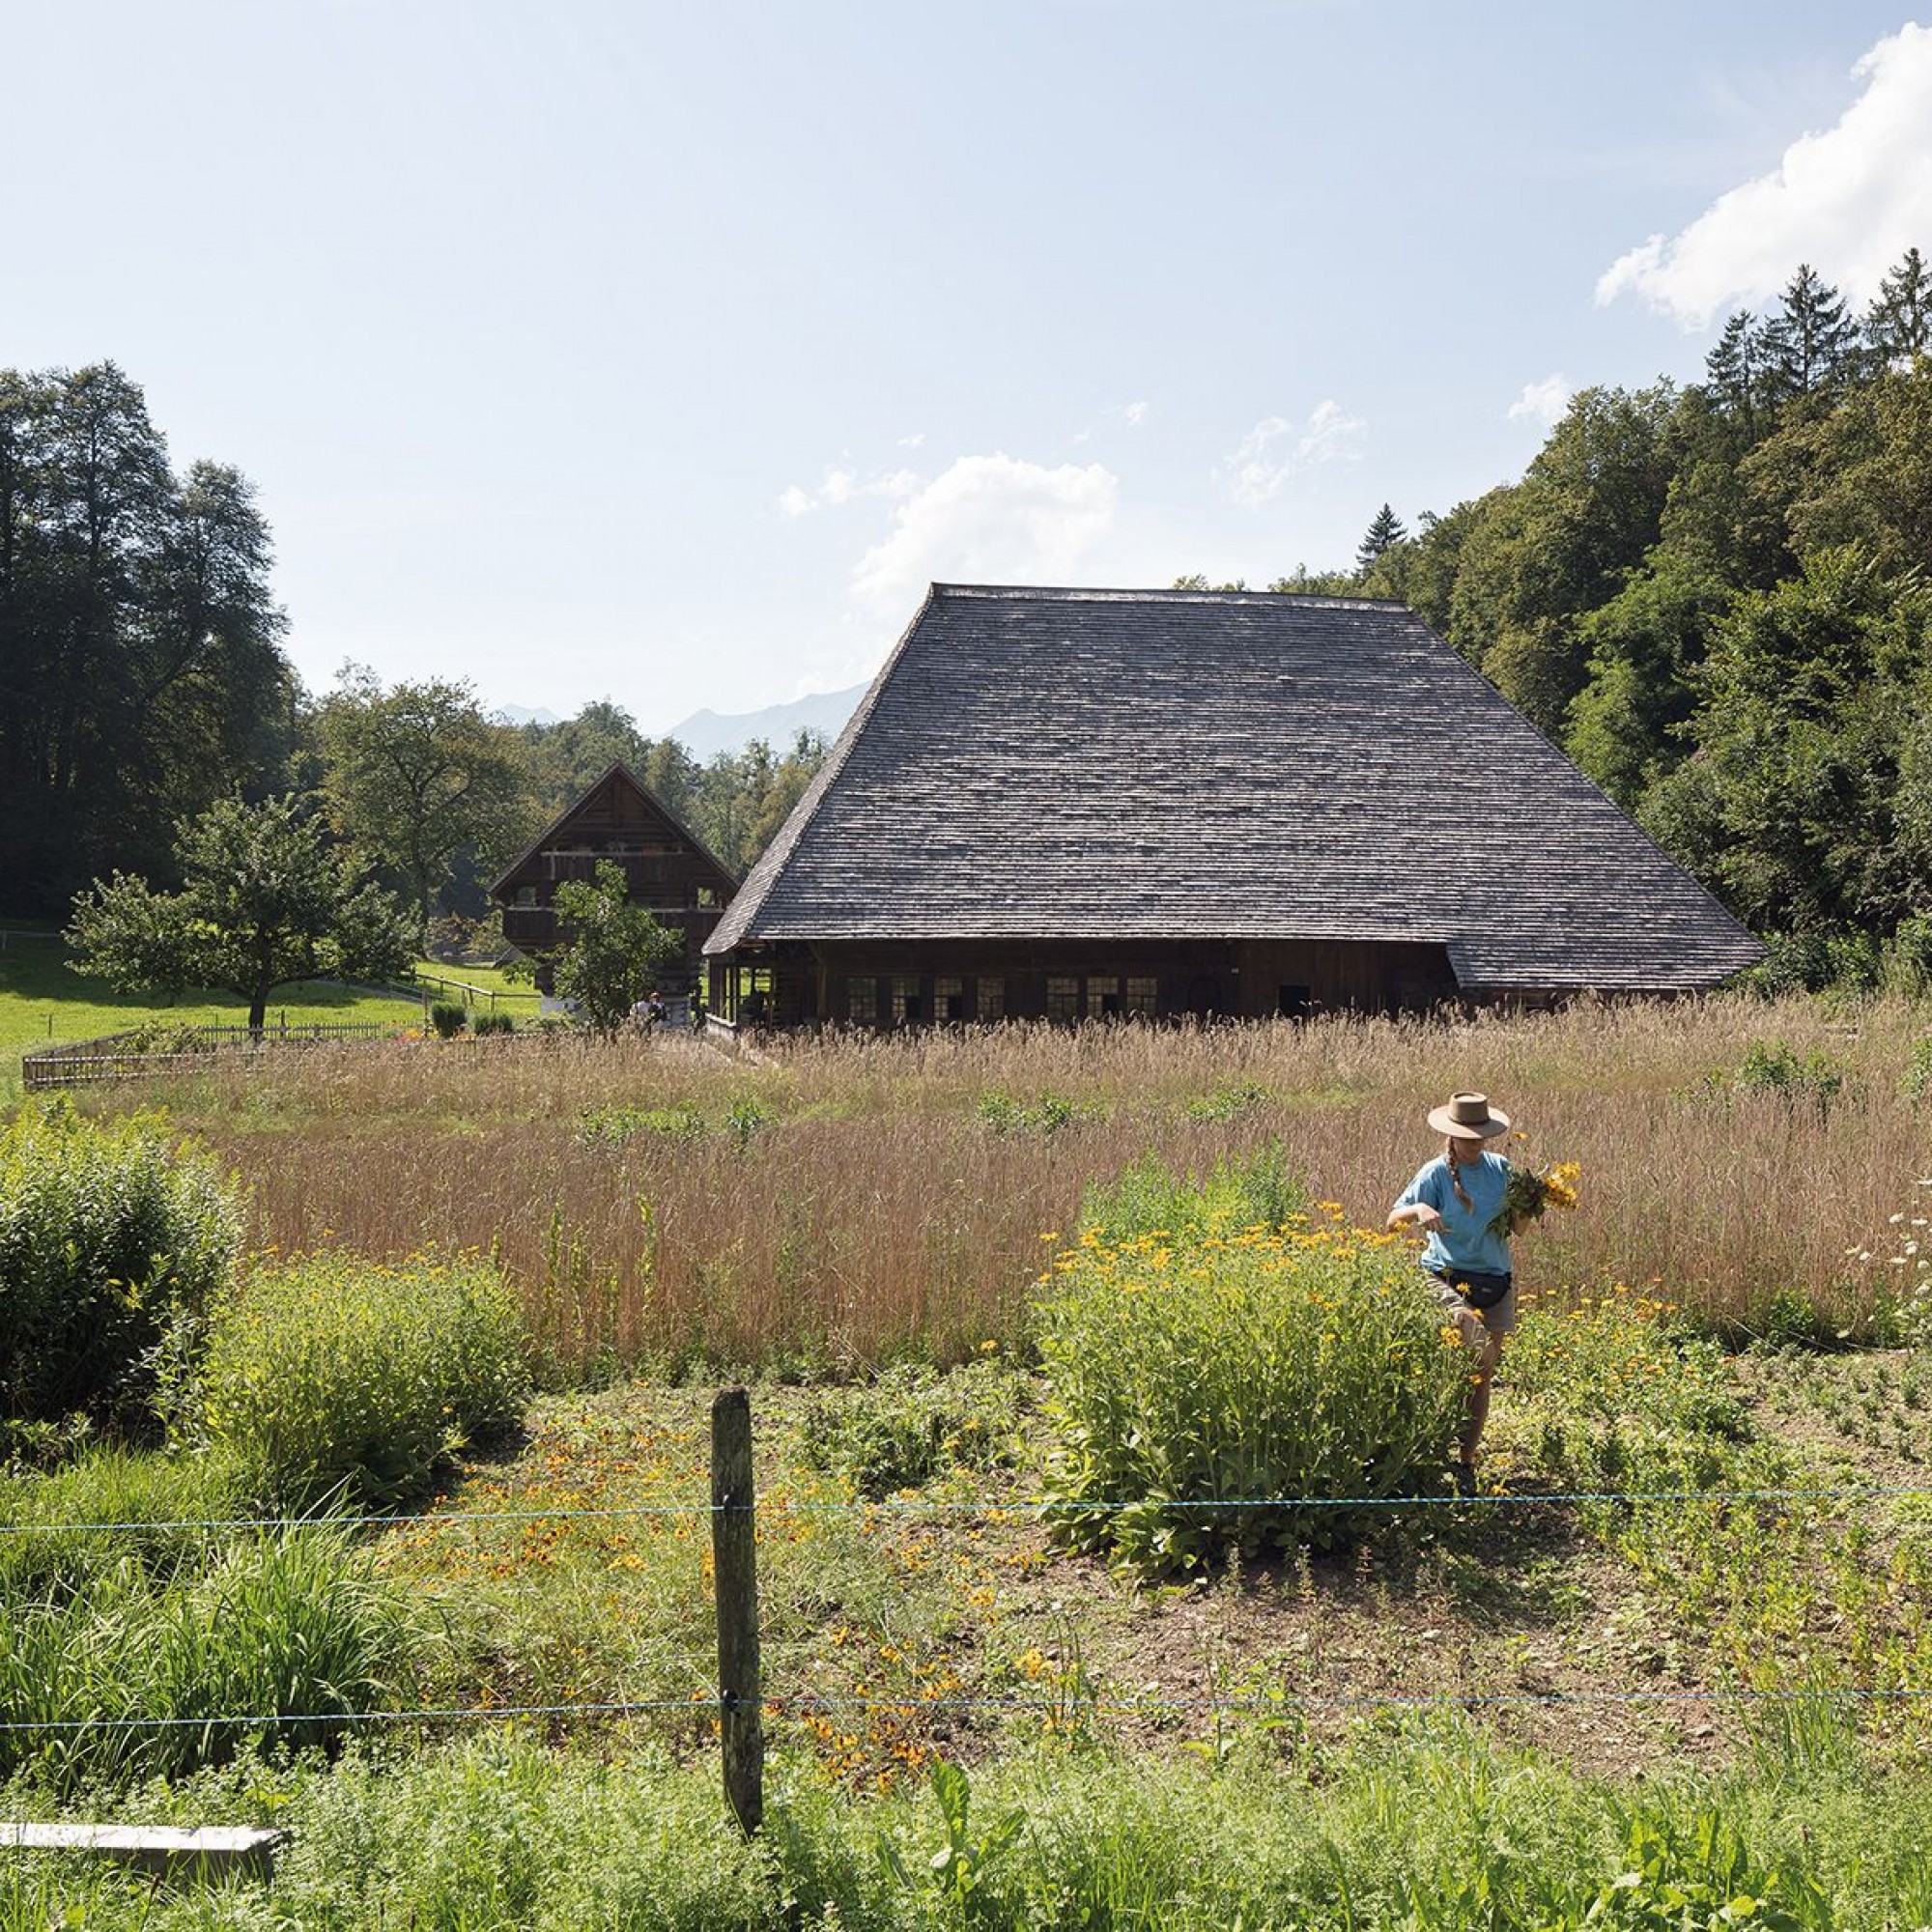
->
<box><xmin>9</xmin><ymin>1479</ymin><xmax>1932</xmax><ymax>1540</ymax></box>
<box><xmin>10</xmin><ymin>1398</ymin><xmax>1932</xmax><ymax>1813</ymax></box>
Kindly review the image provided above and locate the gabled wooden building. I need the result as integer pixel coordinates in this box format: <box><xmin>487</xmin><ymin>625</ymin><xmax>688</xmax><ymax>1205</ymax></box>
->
<box><xmin>490</xmin><ymin>763</ymin><xmax>738</xmax><ymax>987</ymax></box>
<box><xmin>703</xmin><ymin>584</ymin><xmax>1762</xmax><ymax>1027</ymax></box>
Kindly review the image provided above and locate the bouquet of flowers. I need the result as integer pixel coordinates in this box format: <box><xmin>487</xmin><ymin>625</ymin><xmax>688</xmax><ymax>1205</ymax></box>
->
<box><xmin>1490</xmin><ymin>1160</ymin><xmax>1580</xmax><ymax>1238</ymax></box>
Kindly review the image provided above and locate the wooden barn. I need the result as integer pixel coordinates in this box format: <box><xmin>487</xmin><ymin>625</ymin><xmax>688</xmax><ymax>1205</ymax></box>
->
<box><xmin>490</xmin><ymin>763</ymin><xmax>738</xmax><ymax>989</ymax></box>
<box><xmin>701</xmin><ymin>584</ymin><xmax>1762</xmax><ymax>1028</ymax></box>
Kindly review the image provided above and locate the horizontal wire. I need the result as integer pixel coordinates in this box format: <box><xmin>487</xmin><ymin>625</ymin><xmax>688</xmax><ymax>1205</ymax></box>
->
<box><xmin>8</xmin><ymin>1482</ymin><xmax>1932</xmax><ymax>1538</ymax></box>
<box><xmin>1</xmin><ymin>1685</ymin><xmax>1923</xmax><ymax>1735</ymax></box>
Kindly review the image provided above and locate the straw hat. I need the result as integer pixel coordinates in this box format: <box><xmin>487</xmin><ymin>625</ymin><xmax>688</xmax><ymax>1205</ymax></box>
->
<box><xmin>1427</xmin><ymin>1091</ymin><xmax>1511</xmax><ymax>1140</ymax></box>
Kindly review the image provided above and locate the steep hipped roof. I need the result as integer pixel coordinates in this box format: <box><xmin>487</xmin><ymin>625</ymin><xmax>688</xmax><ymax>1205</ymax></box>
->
<box><xmin>707</xmin><ymin>585</ymin><xmax>1761</xmax><ymax>992</ymax></box>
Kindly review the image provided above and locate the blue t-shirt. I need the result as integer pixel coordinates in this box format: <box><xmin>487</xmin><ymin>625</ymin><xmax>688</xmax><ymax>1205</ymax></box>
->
<box><xmin>1393</xmin><ymin>1151</ymin><xmax>1513</xmax><ymax>1277</ymax></box>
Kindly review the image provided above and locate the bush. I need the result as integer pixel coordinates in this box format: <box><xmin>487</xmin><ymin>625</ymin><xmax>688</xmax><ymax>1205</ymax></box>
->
<box><xmin>429</xmin><ymin>999</ymin><xmax>468</xmax><ymax>1038</ymax></box>
<box><xmin>0</xmin><ymin>1100</ymin><xmax>239</xmax><ymax>1430</ymax></box>
<box><xmin>1036</xmin><ymin>1179</ymin><xmax>1468</xmax><ymax>1570</ymax></box>
<box><xmin>1081</xmin><ymin>1141</ymin><xmax>1306</xmax><ymax>1241</ymax></box>
<box><xmin>192</xmin><ymin>1253</ymin><xmax>530</xmax><ymax>1509</ymax></box>
<box><xmin>473</xmin><ymin>1009</ymin><xmax>515</xmax><ymax>1037</ymax></box>
<box><xmin>1702</xmin><ymin>1040</ymin><xmax>1847</xmax><ymax>1114</ymax></box>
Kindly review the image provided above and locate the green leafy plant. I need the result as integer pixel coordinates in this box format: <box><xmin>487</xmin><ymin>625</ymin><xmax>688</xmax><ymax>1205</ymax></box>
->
<box><xmin>798</xmin><ymin>1358</ymin><xmax>1030</xmax><ymax>1498</ymax></box>
<box><xmin>1079</xmin><ymin>1142</ymin><xmax>1306</xmax><ymax>1242</ymax></box>
<box><xmin>1037</xmin><ymin>1179</ymin><xmax>1467</xmax><ymax>1569</ymax></box>
<box><xmin>429</xmin><ymin>999</ymin><xmax>469</xmax><ymax>1038</ymax></box>
<box><xmin>0</xmin><ymin>1099</ymin><xmax>239</xmax><ymax>1430</ymax></box>
<box><xmin>878</xmin><ymin>1760</ymin><xmax>1024</xmax><ymax>1925</ymax></box>
<box><xmin>191</xmin><ymin>1252</ymin><xmax>529</xmax><ymax>1509</ymax></box>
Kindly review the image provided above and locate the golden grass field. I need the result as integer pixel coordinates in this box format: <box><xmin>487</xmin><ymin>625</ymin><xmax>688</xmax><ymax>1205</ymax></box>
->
<box><xmin>74</xmin><ymin>995</ymin><xmax>1932</xmax><ymax>1376</ymax></box>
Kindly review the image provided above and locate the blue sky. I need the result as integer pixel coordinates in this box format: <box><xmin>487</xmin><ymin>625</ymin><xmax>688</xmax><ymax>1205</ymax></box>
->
<box><xmin>10</xmin><ymin>2</ymin><xmax>1931</xmax><ymax>732</ymax></box>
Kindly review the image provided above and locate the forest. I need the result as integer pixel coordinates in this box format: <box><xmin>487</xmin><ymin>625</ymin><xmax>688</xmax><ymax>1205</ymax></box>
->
<box><xmin>0</xmin><ymin>360</ymin><xmax>825</xmax><ymax>923</ymax></box>
<box><xmin>1254</xmin><ymin>252</ymin><xmax>1932</xmax><ymax>987</ymax></box>
<box><xmin>6</xmin><ymin>256</ymin><xmax>1930</xmax><ymax>972</ymax></box>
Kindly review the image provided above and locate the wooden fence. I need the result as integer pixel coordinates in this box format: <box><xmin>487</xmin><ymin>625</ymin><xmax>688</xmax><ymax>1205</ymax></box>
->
<box><xmin>21</xmin><ymin>1020</ymin><xmax>397</xmax><ymax>1093</ymax></box>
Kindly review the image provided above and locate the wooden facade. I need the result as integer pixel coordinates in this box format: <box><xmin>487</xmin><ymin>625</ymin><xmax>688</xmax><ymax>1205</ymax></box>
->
<box><xmin>710</xmin><ymin>937</ymin><xmax>1461</xmax><ymax>1029</ymax></box>
<box><xmin>490</xmin><ymin>765</ymin><xmax>738</xmax><ymax>987</ymax></box>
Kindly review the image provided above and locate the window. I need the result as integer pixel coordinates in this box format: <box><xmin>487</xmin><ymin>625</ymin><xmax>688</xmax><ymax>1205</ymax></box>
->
<box><xmin>1086</xmin><ymin>975</ymin><xmax>1121</xmax><ymax>1019</ymax></box>
<box><xmin>513</xmin><ymin>886</ymin><xmax>538</xmax><ymax>906</ymax></box>
<box><xmin>893</xmin><ymin>975</ymin><xmax>923</xmax><ymax>1024</ymax></box>
<box><xmin>846</xmin><ymin>978</ymin><xmax>877</xmax><ymax>1026</ymax></box>
<box><xmin>1045</xmin><ymin>976</ymin><xmax>1079</xmax><ymax>1021</ymax></box>
<box><xmin>978</xmin><ymin>977</ymin><xmax>1005</xmax><ymax>1021</ymax></box>
<box><xmin>1124</xmin><ymin>975</ymin><xmax>1158</xmax><ymax>1015</ymax></box>
<box><xmin>697</xmin><ymin>886</ymin><xmax>720</xmax><ymax>908</ymax></box>
<box><xmin>936</xmin><ymin>976</ymin><xmax>965</xmax><ymax>1021</ymax></box>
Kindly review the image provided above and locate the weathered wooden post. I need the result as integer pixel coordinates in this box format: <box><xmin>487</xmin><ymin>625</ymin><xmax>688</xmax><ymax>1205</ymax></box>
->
<box><xmin>711</xmin><ymin>1386</ymin><xmax>764</xmax><ymax>1835</ymax></box>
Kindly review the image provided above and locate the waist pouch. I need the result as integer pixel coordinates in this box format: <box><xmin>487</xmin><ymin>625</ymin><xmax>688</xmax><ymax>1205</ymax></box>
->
<box><xmin>1430</xmin><ymin>1267</ymin><xmax>1513</xmax><ymax>1311</ymax></box>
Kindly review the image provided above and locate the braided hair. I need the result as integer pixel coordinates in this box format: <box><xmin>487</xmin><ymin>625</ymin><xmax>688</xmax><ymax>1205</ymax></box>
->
<box><xmin>1444</xmin><ymin>1135</ymin><xmax>1475</xmax><ymax>1211</ymax></box>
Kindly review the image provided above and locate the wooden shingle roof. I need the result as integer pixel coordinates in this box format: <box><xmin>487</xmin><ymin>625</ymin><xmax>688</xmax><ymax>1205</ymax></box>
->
<box><xmin>707</xmin><ymin>584</ymin><xmax>1761</xmax><ymax>993</ymax></box>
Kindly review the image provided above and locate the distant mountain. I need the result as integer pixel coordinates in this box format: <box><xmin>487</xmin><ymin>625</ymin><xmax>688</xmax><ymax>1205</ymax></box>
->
<box><xmin>664</xmin><ymin>683</ymin><xmax>867</xmax><ymax>761</ymax></box>
<box><xmin>492</xmin><ymin>703</ymin><xmax>562</xmax><ymax>727</ymax></box>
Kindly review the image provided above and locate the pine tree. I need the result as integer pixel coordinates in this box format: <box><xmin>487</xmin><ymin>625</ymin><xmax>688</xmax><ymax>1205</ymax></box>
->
<box><xmin>1866</xmin><ymin>244</ymin><xmax>1931</xmax><ymax>367</ymax></box>
<box><xmin>1355</xmin><ymin>503</ymin><xmax>1406</xmax><ymax>573</ymax></box>
<box><xmin>1703</xmin><ymin>311</ymin><xmax>1765</xmax><ymax>429</ymax></box>
<box><xmin>1761</xmin><ymin>264</ymin><xmax>1861</xmax><ymax>400</ymax></box>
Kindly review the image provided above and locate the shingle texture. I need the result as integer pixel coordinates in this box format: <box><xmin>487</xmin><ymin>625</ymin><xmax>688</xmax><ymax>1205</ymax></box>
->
<box><xmin>707</xmin><ymin>585</ymin><xmax>1762</xmax><ymax>992</ymax></box>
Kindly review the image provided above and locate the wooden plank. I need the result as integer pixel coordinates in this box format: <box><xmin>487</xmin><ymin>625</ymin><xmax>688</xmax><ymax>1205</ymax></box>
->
<box><xmin>1</xmin><ymin>1822</ymin><xmax>287</xmax><ymax>1879</ymax></box>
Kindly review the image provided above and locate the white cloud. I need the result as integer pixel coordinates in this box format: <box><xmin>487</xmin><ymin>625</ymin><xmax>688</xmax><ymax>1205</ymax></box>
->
<box><xmin>849</xmin><ymin>453</ymin><xmax>1119</xmax><ymax>611</ymax></box>
<box><xmin>1222</xmin><ymin>400</ymin><xmax>1366</xmax><ymax>507</ymax></box>
<box><xmin>776</xmin><ymin>464</ymin><xmax>920</xmax><ymax>518</ymax></box>
<box><xmin>1508</xmin><ymin>374</ymin><xmax>1573</xmax><ymax>427</ymax></box>
<box><xmin>1123</xmin><ymin>400</ymin><xmax>1149</xmax><ymax>426</ymax></box>
<box><xmin>1597</xmin><ymin>22</ymin><xmax>1932</xmax><ymax>327</ymax></box>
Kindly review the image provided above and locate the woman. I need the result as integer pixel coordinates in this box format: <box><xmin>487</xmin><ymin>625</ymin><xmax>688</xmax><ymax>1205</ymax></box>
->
<box><xmin>1385</xmin><ymin>1091</ymin><xmax>1520</xmax><ymax>1493</ymax></box>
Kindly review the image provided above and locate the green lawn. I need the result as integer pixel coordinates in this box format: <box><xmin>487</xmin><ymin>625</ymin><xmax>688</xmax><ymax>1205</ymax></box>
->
<box><xmin>0</xmin><ymin>928</ymin><xmax>423</xmax><ymax>1108</ymax></box>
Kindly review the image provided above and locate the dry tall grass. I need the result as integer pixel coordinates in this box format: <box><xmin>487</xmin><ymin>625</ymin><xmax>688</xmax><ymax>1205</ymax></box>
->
<box><xmin>99</xmin><ymin>997</ymin><xmax>1932</xmax><ymax>1375</ymax></box>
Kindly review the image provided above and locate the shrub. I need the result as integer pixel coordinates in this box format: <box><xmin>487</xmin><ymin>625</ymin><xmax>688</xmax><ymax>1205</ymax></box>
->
<box><xmin>472</xmin><ymin>1009</ymin><xmax>516</xmax><ymax>1037</ymax></box>
<box><xmin>1036</xmin><ymin>1186</ymin><xmax>1468</xmax><ymax>1570</ymax></box>
<box><xmin>1080</xmin><ymin>1141</ymin><xmax>1306</xmax><ymax>1241</ymax></box>
<box><xmin>429</xmin><ymin>999</ymin><xmax>468</xmax><ymax>1038</ymax></box>
<box><xmin>0</xmin><ymin>1100</ymin><xmax>239</xmax><ymax>1430</ymax></box>
<box><xmin>192</xmin><ymin>1253</ymin><xmax>530</xmax><ymax>1509</ymax></box>
<box><xmin>1701</xmin><ymin>1040</ymin><xmax>1847</xmax><ymax>1114</ymax></box>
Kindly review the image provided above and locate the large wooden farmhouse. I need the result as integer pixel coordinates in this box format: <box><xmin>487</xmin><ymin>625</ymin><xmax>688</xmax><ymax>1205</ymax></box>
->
<box><xmin>490</xmin><ymin>763</ymin><xmax>738</xmax><ymax>989</ymax></box>
<box><xmin>701</xmin><ymin>584</ymin><xmax>1762</xmax><ymax>1028</ymax></box>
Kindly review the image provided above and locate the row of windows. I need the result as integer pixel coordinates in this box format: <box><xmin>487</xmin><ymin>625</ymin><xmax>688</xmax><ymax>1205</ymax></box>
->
<box><xmin>839</xmin><ymin>974</ymin><xmax>1158</xmax><ymax>1024</ymax></box>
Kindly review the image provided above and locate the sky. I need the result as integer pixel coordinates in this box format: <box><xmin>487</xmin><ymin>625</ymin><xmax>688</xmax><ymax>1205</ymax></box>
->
<box><xmin>9</xmin><ymin>1</ymin><xmax>1932</xmax><ymax>734</ymax></box>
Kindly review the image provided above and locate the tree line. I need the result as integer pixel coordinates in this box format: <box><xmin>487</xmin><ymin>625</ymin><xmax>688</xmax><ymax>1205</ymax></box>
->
<box><xmin>14</xmin><ymin>279</ymin><xmax>1932</xmax><ymax>989</ymax></box>
<box><xmin>0</xmin><ymin>362</ymin><xmax>828</xmax><ymax>929</ymax></box>
<box><xmin>1193</xmin><ymin>251</ymin><xmax>1932</xmax><ymax>986</ymax></box>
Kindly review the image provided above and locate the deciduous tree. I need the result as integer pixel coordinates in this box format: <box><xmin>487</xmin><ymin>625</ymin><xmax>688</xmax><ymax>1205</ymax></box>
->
<box><xmin>66</xmin><ymin>793</ymin><xmax>414</xmax><ymax>1033</ymax></box>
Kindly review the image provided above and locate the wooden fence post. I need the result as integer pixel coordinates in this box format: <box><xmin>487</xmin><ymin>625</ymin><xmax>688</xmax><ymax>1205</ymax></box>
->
<box><xmin>711</xmin><ymin>1386</ymin><xmax>764</xmax><ymax>1836</ymax></box>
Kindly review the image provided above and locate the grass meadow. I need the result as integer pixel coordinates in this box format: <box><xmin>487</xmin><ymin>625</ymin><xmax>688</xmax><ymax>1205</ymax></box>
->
<box><xmin>91</xmin><ymin>992</ymin><xmax>1932</xmax><ymax>1373</ymax></box>
<box><xmin>8</xmin><ymin>990</ymin><xmax>1932</xmax><ymax>1925</ymax></box>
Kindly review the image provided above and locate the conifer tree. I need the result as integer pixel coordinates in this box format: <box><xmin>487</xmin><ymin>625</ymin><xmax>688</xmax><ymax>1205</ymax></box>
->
<box><xmin>1866</xmin><ymin>244</ymin><xmax>1931</xmax><ymax>367</ymax></box>
<box><xmin>1760</xmin><ymin>264</ymin><xmax>1861</xmax><ymax>400</ymax></box>
<box><xmin>1355</xmin><ymin>503</ymin><xmax>1406</xmax><ymax>573</ymax></box>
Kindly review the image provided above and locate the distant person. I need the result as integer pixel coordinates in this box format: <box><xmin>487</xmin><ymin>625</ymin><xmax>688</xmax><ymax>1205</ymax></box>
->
<box><xmin>645</xmin><ymin>989</ymin><xmax>667</xmax><ymax>1030</ymax></box>
<box><xmin>1385</xmin><ymin>1091</ymin><xmax>1522</xmax><ymax>1494</ymax></box>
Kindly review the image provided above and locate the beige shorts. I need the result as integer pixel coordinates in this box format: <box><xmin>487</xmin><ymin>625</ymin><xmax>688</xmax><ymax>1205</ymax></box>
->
<box><xmin>1424</xmin><ymin>1270</ymin><xmax>1518</xmax><ymax>1341</ymax></box>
